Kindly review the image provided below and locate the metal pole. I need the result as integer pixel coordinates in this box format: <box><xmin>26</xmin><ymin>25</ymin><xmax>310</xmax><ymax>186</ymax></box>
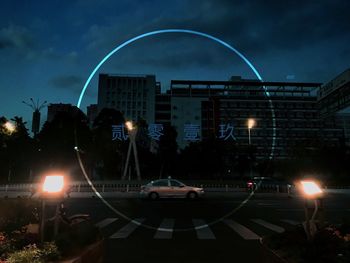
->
<box><xmin>53</xmin><ymin>203</ymin><xmax>60</xmax><ymax>237</ymax></box>
<box><xmin>248</xmin><ymin>128</ymin><xmax>251</xmax><ymax>145</ymax></box>
<box><xmin>40</xmin><ymin>199</ymin><xmax>46</xmax><ymax>242</ymax></box>
<box><xmin>248</xmin><ymin>128</ymin><xmax>253</xmax><ymax>178</ymax></box>
<box><xmin>122</xmin><ymin>140</ymin><xmax>133</xmax><ymax>180</ymax></box>
<box><xmin>132</xmin><ymin>138</ymin><xmax>141</xmax><ymax>181</ymax></box>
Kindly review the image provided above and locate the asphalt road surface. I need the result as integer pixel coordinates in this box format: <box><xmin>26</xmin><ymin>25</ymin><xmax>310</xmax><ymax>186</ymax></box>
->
<box><xmin>55</xmin><ymin>193</ymin><xmax>350</xmax><ymax>263</ymax></box>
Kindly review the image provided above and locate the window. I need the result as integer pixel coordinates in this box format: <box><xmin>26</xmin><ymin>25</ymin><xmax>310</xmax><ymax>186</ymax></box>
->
<box><xmin>152</xmin><ymin>180</ymin><xmax>169</xmax><ymax>186</ymax></box>
<box><xmin>170</xmin><ymin>180</ymin><xmax>183</xmax><ymax>187</ymax></box>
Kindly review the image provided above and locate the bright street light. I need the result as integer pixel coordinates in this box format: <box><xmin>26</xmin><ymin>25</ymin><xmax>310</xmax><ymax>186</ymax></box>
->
<box><xmin>40</xmin><ymin>174</ymin><xmax>66</xmax><ymax>242</ymax></box>
<box><xmin>247</xmin><ymin>118</ymin><xmax>255</xmax><ymax>129</ymax></box>
<box><xmin>125</xmin><ymin>121</ymin><xmax>134</xmax><ymax>131</ymax></box>
<box><xmin>247</xmin><ymin>118</ymin><xmax>255</xmax><ymax>145</ymax></box>
<box><xmin>3</xmin><ymin>121</ymin><xmax>16</xmax><ymax>133</ymax></box>
<box><xmin>300</xmin><ymin>180</ymin><xmax>324</xmax><ymax>241</ymax></box>
<box><xmin>300</xmin><ymin>180</ymin><xmax>323</xmax><ymax>197</ymax></box>
<box><xmin>42</xmin><ymin>175</ymin><xmax>65</xmax><ymax>193</ymax></box>
<box><xmin>122</xmin><ymin>120</ymin><xmax>141</xmax><ymax>181</ymax></box>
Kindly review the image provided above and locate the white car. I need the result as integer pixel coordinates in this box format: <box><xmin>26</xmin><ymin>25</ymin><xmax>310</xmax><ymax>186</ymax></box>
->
<box><xmin>140</xmin><ymin>178</ymin><xmax>204</xmax><ymax>200</ymax></box>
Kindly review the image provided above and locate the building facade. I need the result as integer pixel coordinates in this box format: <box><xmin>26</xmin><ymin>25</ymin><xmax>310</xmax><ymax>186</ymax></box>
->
<box><xmin>164</xmin><ymin>80</ymin><xmax>344</xmax><ymax>159</ymax></box>
<box><xmin>97</xmin><ymin>74</ymin><xmax>156</xmax><ymax>124</ymax></box>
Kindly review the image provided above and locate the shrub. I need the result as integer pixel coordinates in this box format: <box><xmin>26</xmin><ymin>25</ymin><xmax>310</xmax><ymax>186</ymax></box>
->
<box><xmin>55</xmin><ymin>220</ymin><xmax>101</xmax><ymax>256</ymax></box>
<box><xmin>6</xmin><ymin>242</ymin><xmax>60</xmax><ymax>263</ymax></box>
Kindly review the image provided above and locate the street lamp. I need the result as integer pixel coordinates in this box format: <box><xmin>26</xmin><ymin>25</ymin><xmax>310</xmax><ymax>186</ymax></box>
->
<box><xmin>247</xmin><ymin>118</ymin><xmax>255</xmax><ymax>179</ymax></box>
<box><xmin>300</xmin><ymin>180</ymin><xmax>324</xmax><ymax>241</ymax></box>
<box><xmin>3</xmin><ymin>121</ymin><xmax>16</xmax><ymax>134</ymax></box>
<box><xmin>40</xmin><ymin>174</ymin><xmax>66</xmax><ymax>242</ymax></box>
<box><xmin>122</xmin><ymin>121</ymin><xmax>141</xmax><ymax>181</ymax></box>
<box><xmin>2</xmin><ymin>121</ymin><xmax>16</xmax><ymax>182</ymax></box>
<box><xmin>42</xmin><ymin>175</ymin><xmax>65</xmax><ymax>194</ymax></box>
<box><xmin>247</xmin><ymin>118</ymin><xmax>255</xmax><ymax>145</ymax></box>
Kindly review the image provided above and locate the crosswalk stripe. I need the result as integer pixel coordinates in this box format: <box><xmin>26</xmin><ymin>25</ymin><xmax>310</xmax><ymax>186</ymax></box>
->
<box><xmin>251</xmin><ymin>219</ymin><xmax>285</xmax><ymax>233</ymax></box>
<box><xmin>95</xmin><ymin>218</ymin><xmax>118</xmax><ymax>228</ymax></box>
<box><xmin>154</xmin><ymin>218</ymin><xmax>175</xmax><ymax>239</ymax></box>
<box><xmin>192</xmin><ymin>219</ymin><xmax>216</xmax><ymax>240</ymax></box>
<box><xmin>280</xmin><ymin>219</ymin><xmax>300</xmax><ymax>226</ymax></box>
<box><xmin>110</xmin><ymin>218</ymin><xmax>145</xmax><ymax>239</ymax></box>
<box><xmin>223</xmin><ymin>219</ymin><xmax>260</xmax><ymax>240</ymax></box>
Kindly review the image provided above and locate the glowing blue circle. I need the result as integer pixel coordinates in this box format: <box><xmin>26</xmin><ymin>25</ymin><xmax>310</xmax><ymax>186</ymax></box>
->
<box><xmin>77</xmin><ymin>29</ymin><xmax>276</xmax><ymax>158</ymax></box>
<box><xmin>75</xmin><ymin>29</ymin><xmax>277</xmax><ymax>231</ymax></box>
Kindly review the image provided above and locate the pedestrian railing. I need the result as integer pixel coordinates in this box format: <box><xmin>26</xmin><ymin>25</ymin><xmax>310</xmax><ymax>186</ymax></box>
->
<box><xmin>0</xmin><ymin>181</ymin><xmax>298</xmax><ymax>194</ymax></box>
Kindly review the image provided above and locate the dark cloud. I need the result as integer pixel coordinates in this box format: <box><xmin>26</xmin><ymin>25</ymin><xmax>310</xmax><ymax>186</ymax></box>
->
<box><xmin>49</xmin><ymin>75</ymin><xmax>83</xmax><ymax>90</ymax></box>
<box><xmin>0</xmin><ymin>25</ymin><xmax>33</xmax><ymax>50</ymax></box>
<box><xmin>49</xmin><ymin>75</ymin><xmax>96</xmax><ymax>98</ymax></box>
<box><xmin>135</xmin><ymin>0</ymin><xmax>350</xmax><ymax>54</ymax></box>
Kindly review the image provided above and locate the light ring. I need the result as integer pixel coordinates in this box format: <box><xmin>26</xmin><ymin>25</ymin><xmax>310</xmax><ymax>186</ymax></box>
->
<box><xmin>75</xmin><ymin>29</ymin><xmax>277</xmax><ymax>231</ymax></box>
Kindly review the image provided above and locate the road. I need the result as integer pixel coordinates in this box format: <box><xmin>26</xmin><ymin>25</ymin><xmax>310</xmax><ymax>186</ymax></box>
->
<box><xmin>46</xmin><ymin>192</ymin><xmax>350</xmax><ymax>263</ymax></box>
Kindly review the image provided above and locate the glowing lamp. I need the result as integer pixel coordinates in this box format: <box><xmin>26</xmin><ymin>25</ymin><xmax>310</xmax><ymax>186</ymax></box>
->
<box><xmin>4</xmin><ymin>121</ymin><xmax>16</xmax><ymax>133</ymax></box>
<box><xmin>42</xmin><ymin>175</ymin><xmax>65</xmax><ymax>193</ymax></box>
<box><xmin>300</xmin><ymin>181</ymin><xmax>323</xmax><ymax>197</ymax></box>
<box><xmin>125</xmin><ymin>121</ymin><xmax>133</xmax><ymax>131</ymax></box>
<box><xmin>247</xmin><ymin>119</ymin><xmax>255</xmax><ymax>129</ymax></box>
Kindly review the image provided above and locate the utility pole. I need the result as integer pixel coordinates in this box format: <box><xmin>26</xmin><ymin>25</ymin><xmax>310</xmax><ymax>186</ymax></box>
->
<box><xmin>22</xmin><ymin>98</ymin><xmax>47</xmax><ymax>138</ymax></box>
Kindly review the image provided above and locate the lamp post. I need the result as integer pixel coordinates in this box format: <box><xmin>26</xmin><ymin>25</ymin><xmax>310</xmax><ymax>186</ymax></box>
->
<box><xmin>247</xmin><ymin>118</ymin><xmax>255</xmax><ymax>145</ymax></box>
<box><xmin>2</xmin><ymin>121</ymin><xmax>16</xmax><ymax>182</ymax></box>
<box><xmin>40</xmin><ymin>174</ymin><xmax>65</xmax><ymax>242</ymax></box>
<box><xmin>300</xmin><ymin>180</ymin><xmax>324</xmax><ymax>241</ymax></box>
<box><xmin>247</xmin><ymin>119</ymin><xmax>255</xmax><ymax>179</ymax></box>
<box><xmin>122</xmin><ymin>121</ymin><xmax>141</xmax><ymax>181</ymax></box>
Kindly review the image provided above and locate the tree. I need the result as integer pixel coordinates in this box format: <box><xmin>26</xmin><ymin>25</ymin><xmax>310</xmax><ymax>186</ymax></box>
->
<box><xmin>37</xmin><ymin>110</ymin><xmax>92</xmax><ymax>180</ymax></box>
<box><xmin>0</xmin><ymin>116</ymin><xmax>34</xmax><ymax>182</ymax></box>
<box><xmin>91</xmin><ymin>108</ymin><xmax>126</xmax><ymax>179</ymax></box>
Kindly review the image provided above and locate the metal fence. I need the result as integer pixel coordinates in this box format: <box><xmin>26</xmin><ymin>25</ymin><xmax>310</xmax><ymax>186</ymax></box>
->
<box><xmin>0</xmin><ymin>181</ymin><xmax>297</xmax><ymax>193</ymax></box>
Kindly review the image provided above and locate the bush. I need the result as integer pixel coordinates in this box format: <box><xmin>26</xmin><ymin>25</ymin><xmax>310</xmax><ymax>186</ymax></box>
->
<box><xmin>0</xmin><ymin>200</ymin><xmax>39</xmax><ymax>235</ymax></box>
<box><xmin>266</xmin><ymin>224</ymin><xmax>350</xmax><ymax>263</ymax></box>
<box><xmin>55</xmin><ymin>220</ymin><xmax>101</xmax><ymax>256</ymax></box>
<box><xmin>6</xmin><ymin>242</ymin><xmax>60</xmax><ymax>263</ymax></box>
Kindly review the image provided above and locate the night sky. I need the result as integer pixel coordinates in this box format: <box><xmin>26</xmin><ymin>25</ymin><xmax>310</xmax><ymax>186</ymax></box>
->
<box><xmin>1</xmin><ymin>0</ymin><xmax>350</xmax><ymax>126</ymax></box>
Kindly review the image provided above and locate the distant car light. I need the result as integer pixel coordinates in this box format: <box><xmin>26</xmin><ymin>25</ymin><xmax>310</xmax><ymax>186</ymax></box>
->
<box><xmin>42</xmin><ymin>175</ymin><xmax>65</xmax><ymax>193</ymax></box>
<box><xmin>300</xmin><ymin>181</ymin><xmax>322</xmax><ymax>197</ymax></box>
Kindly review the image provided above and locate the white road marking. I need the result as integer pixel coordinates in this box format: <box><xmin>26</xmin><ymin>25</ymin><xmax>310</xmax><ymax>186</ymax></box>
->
<box><xmin>154</xmin><ymin>218</ymin><xmax>175</xmax><ymax>239</ymax></box>
<box><xmin>95</xmin><ymin>218</ymin><xmax>118</xmax><ymax>228</ymax></box>
<box><xmin>110</xmin><ymin>218</ymin><xmax>145</xmax><ymax>239</ymax></box>
<box><xmin>192</xmin><ymin>219</ymin><xmax>216</xmax><ymax>240</ymax></box>
<box><xmin>280</xmin><ymin>219</ymin><xmax>300</xmax><ymax>226</ymax></box>
<box><xmin>223</xmin><ymin>219</ymin><xmax>260</xmax><ymax>240</ymax></box>
<box><xmin>251</xmin><ymin>219</ymin><xmax>285</xmax><ymax>233</ymax></box>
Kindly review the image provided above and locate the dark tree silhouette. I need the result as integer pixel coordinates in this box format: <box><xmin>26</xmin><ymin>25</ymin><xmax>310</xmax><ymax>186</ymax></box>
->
<box><xmin>37</xmin><ymin>110</ymin><xmax>92</xmax><ymax>180</ymax></box>
<box><xmin>91</xmin><ymin>108</ymin><xmax>126</xmax><ymax>180</ymax></box>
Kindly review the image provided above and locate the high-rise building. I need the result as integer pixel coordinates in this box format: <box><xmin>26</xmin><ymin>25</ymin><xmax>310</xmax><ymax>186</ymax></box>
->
<box><xmin>97</xmin><ymin>74</ymin><xmax>156</xmax><ymax>124</ymax></box>
<box><xmin>160</xmin><ymin>79</ymin><xmax>344</xmax><ymax>158</ymax></box>
<box><xmin>87</xmin><ymin>104</ymin><xmax>98</xmax><ymax>127</ymax></box>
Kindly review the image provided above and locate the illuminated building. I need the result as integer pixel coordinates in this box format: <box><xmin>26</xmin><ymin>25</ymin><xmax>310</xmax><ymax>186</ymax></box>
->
<box><xmin>97</xmin><ymin>74</ymin><xmax>157</xmax><ymax>124</ymax></box>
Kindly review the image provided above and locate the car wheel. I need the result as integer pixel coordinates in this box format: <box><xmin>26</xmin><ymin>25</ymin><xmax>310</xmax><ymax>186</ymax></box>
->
<box><xmin>187</xmin><ymin>191</ymin><xmax>198</xmax><ymax>199</ymax></box>
<box><xmin>149</xmin><ymin>192</ymin><xmax>159</xmax><ymax>200</ymax></box>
